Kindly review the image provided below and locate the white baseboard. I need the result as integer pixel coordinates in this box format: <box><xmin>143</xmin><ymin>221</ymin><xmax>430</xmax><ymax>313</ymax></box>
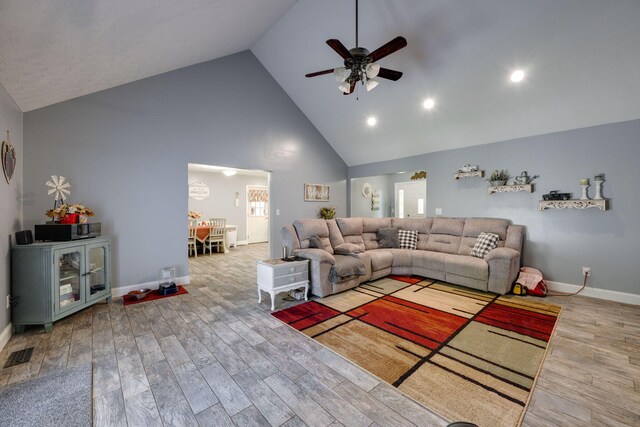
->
<box><xmin>111</xmin><ymin>275</ymin><xmax>191</xmax><ymax>298</ymax></box>
<box><xmin>547</xmin><ymin>280</ymin><xmax>640</xmax><ymax>306</ymax></box>
<box><xmin>235</xmin><ymin>240</ymin><xmax>248</xmax><ymax>246</ymax></box>
<box><xmin>0</xmin><ymin>323</ymin><xmax>12</xmax><ymax>352</ymax></box>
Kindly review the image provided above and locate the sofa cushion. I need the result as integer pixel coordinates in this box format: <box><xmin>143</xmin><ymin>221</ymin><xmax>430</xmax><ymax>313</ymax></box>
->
<box><xmin>425</xmin><ymin>234</ymin><xmax>462</xmax><ymax>254</ymax></box>
<box><xmin>377</xmin><ymin>227</ymin><xmax>399</xmax><ymax>248</ymax></box>
<box><xmin>471</xmin><ymin>232</ymin><xmax>500</xmax><ymax>259</ymax></box>
<box><xmin>393</xmin><ymin>218</ymin><xmax>432</xmax><ymax>250</ymax></box>
<box><xmin>445</xmin><ymin>254</ymin><xmax>489</xmax><ymax>280</ymax></box>
<box><xmin>431</xmin><ymin>217</ymin><xmax>465</xmax><ymax>236</ymax></box>
<box><xmin>308</xmin><ymin>235</ymin><xmax>325</xmax><ymax>250</ymax></box>
<box><xmin>336</xmin><ymin>218</ymin><xmax>366</xmax><ymax>249</ymax></box>
<box><xmin>326</xmin><ymin>219</ymin><xmax>345</xmax><ymax>248</ymax></box>
<box><xmin>362</xmin><ymin>218</ymin><xmax>393</xmax><ymax>250</ymax></box>
<box><xmin>293</xmin><ymin>219</ymin><xmax>334</xmax><ymax>254</ymax></box>
<box><xmin>462</xmin><ymin>218</ymin><xmax>509</xmax><ymax>240</ymax></box>
<box><xmin>388</xmin><ymin>249</ymin><xmax>413</xmax><ymax>267</ymax></box>
<box><xmin>398</xmin><ymin>229</ymin><xmax>418</xmax><ymax>250</ymax></box>
<box><xmin>367</xmin><ymin>249</ymin><xmax>394</xmax><ymax>271</ymax></box>
<box><xmin>412</xmin><ymin>250</ymin><xmax>447</xmax><ymax>271</ymax></box>
<box><xmin>334</xmin><ymin>243</ymin><xmax>365</xmax><ymax>255</ymax></box>
<box><xmin>336</xmin><ymin>218</ymin><xmax>363</xmax><ymax>236</ymax></box>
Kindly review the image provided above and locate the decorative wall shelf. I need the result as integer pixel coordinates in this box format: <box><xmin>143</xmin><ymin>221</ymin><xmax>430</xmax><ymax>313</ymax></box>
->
<box><xmin>454</xmin><ymin>170</ymin><xmax>484</xmax><ymax>180</ymax></box>
<box><xmin>488</xmin><ymin>184</ymin><xmax>533</xmax><ymax>194</ymax></box>
<box><xmin>539</xmin><ymin>199</ymin><xmax>607</xmax><ymax>211</ymax></box>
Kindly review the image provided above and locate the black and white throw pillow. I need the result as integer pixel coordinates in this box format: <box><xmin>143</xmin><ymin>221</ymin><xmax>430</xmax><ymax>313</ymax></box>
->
<box><xmin>398</xmin><ymin>230</ymin><xmax>418</xmax><ymax>250</ymax></box>
<box><xmin>471</xmin><ymin>232</ymin><xmax>500</xmax><ymax>258</ymax></box>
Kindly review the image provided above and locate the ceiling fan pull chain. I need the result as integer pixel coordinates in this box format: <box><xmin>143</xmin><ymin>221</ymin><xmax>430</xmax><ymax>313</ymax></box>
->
<box><xmin>355</xmin><ymin>0</ymin><xmax>359</xmax><ymax>47</ymax></box>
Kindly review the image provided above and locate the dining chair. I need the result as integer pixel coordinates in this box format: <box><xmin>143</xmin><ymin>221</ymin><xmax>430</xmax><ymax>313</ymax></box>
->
<box><xmin>188</xmin><ymin>226</ymin><xmax>198</xmax><ymax>258</ymax></box>
<box><xmin>205</xmin><ymin>218</ymin><xmax>226</xmax><ymax>255</ymax></box>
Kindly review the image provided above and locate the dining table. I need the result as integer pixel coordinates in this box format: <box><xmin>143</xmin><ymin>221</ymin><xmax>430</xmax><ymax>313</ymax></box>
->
<box><xmin>190</xmin><ymin>224</ymin><xmax>236</xmax><ymax>254</ymax></box>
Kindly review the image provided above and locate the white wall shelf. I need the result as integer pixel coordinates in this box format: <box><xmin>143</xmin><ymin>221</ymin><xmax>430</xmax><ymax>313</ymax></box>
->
<box><xmin>539</xmin><ymin>199</ymin><xmax>607</xmax><ymax>211</ymax></box>
<box><xmin>488</xmin><ymin>184</ymin><xmax>533</xmax><ymax>194</ymax></box>
<box><xmin>454</xmin><ymin>170</ymin><xmax>484</xmax><ymax>180</ymax></box>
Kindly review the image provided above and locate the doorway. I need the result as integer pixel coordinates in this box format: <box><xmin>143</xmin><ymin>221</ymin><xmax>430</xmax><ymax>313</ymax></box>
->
<box><xmin>187</xmin><ymin>163</ymin><xmax>270</xmax><ymax>249</ymax></box>
<box><xmin>247</xmin><ymin>185</ymin><xmax>269</xmax><ymax>243</ymax></box>
<box><xmin>394</xmin><ymin>181</ymin><xmax>426</xmax><ymax>218</ymax></box>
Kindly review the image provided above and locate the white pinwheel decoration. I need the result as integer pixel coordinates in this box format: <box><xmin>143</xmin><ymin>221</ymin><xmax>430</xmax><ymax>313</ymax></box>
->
<box><xmin>46</xmin><ymin>175</ymin><xmax>71</xmax><ymax>202</ymax></box>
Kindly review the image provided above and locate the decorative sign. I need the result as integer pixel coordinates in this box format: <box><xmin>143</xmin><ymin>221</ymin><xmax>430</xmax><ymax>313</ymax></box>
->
<box><xmin>371</xmin><ymin>191</ymin><xmax>380</xmax><ymax>211</ymax></box>
<box><xmin>189</xmin><ymin>181</ymin><xmax>210</xmax><ymax>200</ymax></box>
<box><xmin>304</xmin><ymin>183</ymin><xmax>330</xmax><ymax>202</ymax></box>
<box><xmin>2</xmin><ymin>130</ymin><xmax>16</xmax><ymax>184</ymax></box>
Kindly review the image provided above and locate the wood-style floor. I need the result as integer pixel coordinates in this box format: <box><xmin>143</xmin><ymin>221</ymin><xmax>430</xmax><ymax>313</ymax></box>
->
<box><xmin>0</xmin><ymin>243</ymin><xmax>638</xmax><ymax>426</ymax></box>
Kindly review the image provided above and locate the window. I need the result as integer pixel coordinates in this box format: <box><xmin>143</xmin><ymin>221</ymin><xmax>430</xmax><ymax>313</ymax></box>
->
<box><xmin>249</xmin><ymin>188</ymin><xmax>268</xmax><ymax>217</ymax></box>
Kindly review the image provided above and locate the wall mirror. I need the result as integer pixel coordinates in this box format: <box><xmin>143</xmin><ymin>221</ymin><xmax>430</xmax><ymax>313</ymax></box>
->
<box><xmin>350</xmin><ymin>171</ymin><xmax>427</xmax><ymax>218</ymax></box>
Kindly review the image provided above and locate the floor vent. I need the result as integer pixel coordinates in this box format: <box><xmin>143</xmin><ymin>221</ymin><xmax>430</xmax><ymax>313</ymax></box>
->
<box><xmin>4</xmin><ymin>347</ymin><xmax>34</xmax><ymax>368</ymax></box>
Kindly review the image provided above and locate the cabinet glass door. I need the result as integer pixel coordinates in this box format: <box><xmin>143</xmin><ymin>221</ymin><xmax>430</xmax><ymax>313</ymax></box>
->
<box><xmin>87</xmin><ymin>242</ymin><xmax>109</xmax><ymax>301</ymax></box>
<box><xmin>55</xmin><ymin>248</ymin><xmax>84</xmax><ymax>313</ymax></box>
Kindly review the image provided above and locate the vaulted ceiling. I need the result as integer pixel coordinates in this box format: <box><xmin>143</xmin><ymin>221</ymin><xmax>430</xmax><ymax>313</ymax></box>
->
<box><xmin>2</xmin><ymin>1</ymin><xmax>639</xmax><ymax>166</ymax></box>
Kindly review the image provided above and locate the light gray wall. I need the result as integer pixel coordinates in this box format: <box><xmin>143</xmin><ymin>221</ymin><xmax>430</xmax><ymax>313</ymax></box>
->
<box><xmin>350</xmin><ymin>175</ymin><xmax>392</xmax><ymax>218</ymax></box>
<box><xmin>0</xmin><ymin>83</ymin><xmax>23</xmax><ymax>333</ymax></box>
<box><xmin>349</xmin><ymin>119</ymin><xmax>640</xmax><ymax>295</ymax></box>
<box><xmin>23</xmin><ymin>51</ymin><xmax>347</xmax><ymax>288</ymax></box>
<box><xmin>187</xmin><ymin>170</ymin><xmax>268</xmax><ymax>242</ymax></box>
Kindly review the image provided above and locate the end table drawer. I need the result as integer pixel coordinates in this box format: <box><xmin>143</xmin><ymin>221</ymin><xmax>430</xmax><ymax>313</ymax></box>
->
<box><xmin>273</xmin><ymin>271</ymin><xmax>308</xmax><ymax>288</ymax></box>
<box><xmin>272</xmin><ymin>262</ymin><xmax>308</xmax><ymax>277</ymax></box>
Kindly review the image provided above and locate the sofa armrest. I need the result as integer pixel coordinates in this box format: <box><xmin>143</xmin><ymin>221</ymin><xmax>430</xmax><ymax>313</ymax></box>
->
<box><xmin>293</xmin><ymin>249</ymin><xmax>336</xmax><ymax>297</ymax></box>
<box><xmin>294</xmin><ymin>249</ymin><xmax>336</xmax><ymax>265</ymax></box>
<box><xmin>485</xmin><ymin>247</ymin><xmax>519</xmax><ymax>262</ymax></box>
<box><xmin>485</xmin><ymin>247</ymin><xmax>521</xmax><ymax>294</ymax></box>
<box><xmin>281</xmin><ymin>225</ymin><xmax>301</xmax><ymax>251</ymax></box>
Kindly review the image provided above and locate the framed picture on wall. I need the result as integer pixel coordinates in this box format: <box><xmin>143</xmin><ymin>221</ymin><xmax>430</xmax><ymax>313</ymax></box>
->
<box><xmin>304</xmin><ymin>183</ymin><xmax>330</xmax><ymax>202</ymax></box>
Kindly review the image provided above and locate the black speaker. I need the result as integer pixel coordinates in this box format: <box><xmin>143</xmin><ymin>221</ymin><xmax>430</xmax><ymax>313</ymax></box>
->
<box><xmin>15</xmin><ymin>230</ymin><xmax>33</xmax><ymax>245</ymax></box>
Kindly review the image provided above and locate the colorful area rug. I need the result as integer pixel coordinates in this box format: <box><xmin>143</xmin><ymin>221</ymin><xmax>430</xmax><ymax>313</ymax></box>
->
<box><xmin>122</xmin><ymin>285</ymin><xmax>188</xmax><ymax>306</ymax></box>
<box><xmin>272</xmin><ymin>276</ymin><xmax>561</xmax><ymax>427</ymax></box>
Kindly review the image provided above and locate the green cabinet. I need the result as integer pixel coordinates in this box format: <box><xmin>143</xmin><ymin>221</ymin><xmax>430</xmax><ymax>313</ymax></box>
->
<box><xmin>11</xmin><ymin>237</ymin><xmax>111</xmax><ymax>333</ymax></box>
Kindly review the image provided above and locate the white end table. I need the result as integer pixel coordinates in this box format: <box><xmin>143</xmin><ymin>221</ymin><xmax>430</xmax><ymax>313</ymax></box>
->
<box><xmin>257</xmin><ymin>258</ymin><xmax>309</xmax><ymax>310</ymax></box>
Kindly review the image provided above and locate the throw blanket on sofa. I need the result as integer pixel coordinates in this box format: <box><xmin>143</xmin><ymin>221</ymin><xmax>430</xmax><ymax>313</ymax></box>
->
<box><xmin>329</xmin><ymin>255</ymin><xmax>366</xmax><ymax>283</ymax></box>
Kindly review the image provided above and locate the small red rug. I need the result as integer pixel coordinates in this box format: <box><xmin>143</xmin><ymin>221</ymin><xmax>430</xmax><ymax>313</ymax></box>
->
<box><xmin>122</xmin><ymin>285</ymin><xmax>188</xmax><ymax>306</ymax></box>
<box><xmin>272</xmin><ymin>275</ymin><xmax>561</xmax><ymax>427</ymax></box>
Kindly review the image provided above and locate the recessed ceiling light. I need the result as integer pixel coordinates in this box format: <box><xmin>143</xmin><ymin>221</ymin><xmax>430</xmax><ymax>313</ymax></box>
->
<box><xmin>510</xmin><ymin>70</ymin><xmax>525</xmax><ymax>83</ymax></box>
<box><xmin>423</xmin><ymin>98</ymin><xmax>435</xmax><ymax>110</ymax></box>
<box><xmin>367</xmin><ymin>116</ymin><xmax>377</xmax><ymax>126</ymax></box>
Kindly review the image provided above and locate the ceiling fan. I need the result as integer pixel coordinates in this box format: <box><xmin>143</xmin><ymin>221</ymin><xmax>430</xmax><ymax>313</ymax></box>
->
<box><xmin>305</xmin><ymin>0</ymin><xmax>407</xmax><ymax>95</ymax></box>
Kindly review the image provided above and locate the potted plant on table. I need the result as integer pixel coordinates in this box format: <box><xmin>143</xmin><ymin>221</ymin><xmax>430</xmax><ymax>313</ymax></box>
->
<box><xmin>487</xmin><ymin>169</ymin><xmax>510</xmax><ymax>186</ymax></box>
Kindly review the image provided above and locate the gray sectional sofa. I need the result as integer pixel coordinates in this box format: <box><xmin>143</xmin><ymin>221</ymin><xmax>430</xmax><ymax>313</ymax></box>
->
<box><xmin>281</xmin><ymin>217</ymin><xmax>524</xmax><ymax>297</ymax></box>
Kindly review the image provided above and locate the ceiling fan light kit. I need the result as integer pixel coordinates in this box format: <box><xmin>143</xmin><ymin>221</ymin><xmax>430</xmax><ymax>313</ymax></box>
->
<box><xmin>306</xmin><ymin>0</ymin><xmax>407</xmax><ymax>95</ymax></box>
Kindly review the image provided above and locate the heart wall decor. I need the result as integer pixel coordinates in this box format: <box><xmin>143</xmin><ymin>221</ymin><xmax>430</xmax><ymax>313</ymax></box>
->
<box><xmin>2</xmin><ymin>130</ymin><xmax>16</xmax><ymax>184</ymax></box>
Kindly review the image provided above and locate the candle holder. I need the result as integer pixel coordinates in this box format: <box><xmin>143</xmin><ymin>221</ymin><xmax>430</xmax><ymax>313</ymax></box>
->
<box><xmin>594</xmin><ymin>179</ymin><xmax>604</xmax><ymax>200</ymax></box>
<box><xmin>580</xmin><ymin>184</ymin><xmax>590</xmax><ymax>200</ymax></box>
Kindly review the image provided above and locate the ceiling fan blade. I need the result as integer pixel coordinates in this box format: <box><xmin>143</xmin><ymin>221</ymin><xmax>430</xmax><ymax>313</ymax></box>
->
<box><xmin>377</xmin><ymin>68</ymin><xmax>403</xmax><ymax>81</ymax></box>
<box><xmin>343</xmin><ymin>81</ymin><xmax>356</xmax><ymax>95</ymax></box>
<box><xmin>368</xmin><ymin>36</ymin><xmax>407</xmax><ymax>62</ymax></box>
<box><xmin>326</xmin><ymin>39</ymin><xmax>353</xmax><ymax>60</ymax></box>
<box><xmin>305</xmin><ymin>69</ymin><xmax>335</xmax><ymax>78</ymax></box>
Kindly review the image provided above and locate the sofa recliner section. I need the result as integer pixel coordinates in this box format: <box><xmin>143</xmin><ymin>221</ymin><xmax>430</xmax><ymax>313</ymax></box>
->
<box><xmin>281</xmin><ymin>217</ymin><xmax>524</xmax><ymax>297</ymax></box>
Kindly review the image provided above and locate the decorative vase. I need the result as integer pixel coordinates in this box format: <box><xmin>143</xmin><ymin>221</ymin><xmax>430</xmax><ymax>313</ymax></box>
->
<box><xmin>490</xmin><ymin>180</ymin><xmax>506</xmax><ymax>186</ymax></box>
<box><xmin>59</xmin><ymin>213</ymin><xmax>79</xmax><ymax>224</ymax></box>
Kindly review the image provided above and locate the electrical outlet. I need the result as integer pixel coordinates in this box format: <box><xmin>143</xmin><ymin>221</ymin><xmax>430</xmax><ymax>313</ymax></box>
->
<box><xmin>582</xmin><ymin>267</ymin><xmax>591</xmax><ymax>276</ymax></box>
<box><xmin>6</xmin><ymin>295</ymin><xmax>9</xmax><ymax>309</ymax></box>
